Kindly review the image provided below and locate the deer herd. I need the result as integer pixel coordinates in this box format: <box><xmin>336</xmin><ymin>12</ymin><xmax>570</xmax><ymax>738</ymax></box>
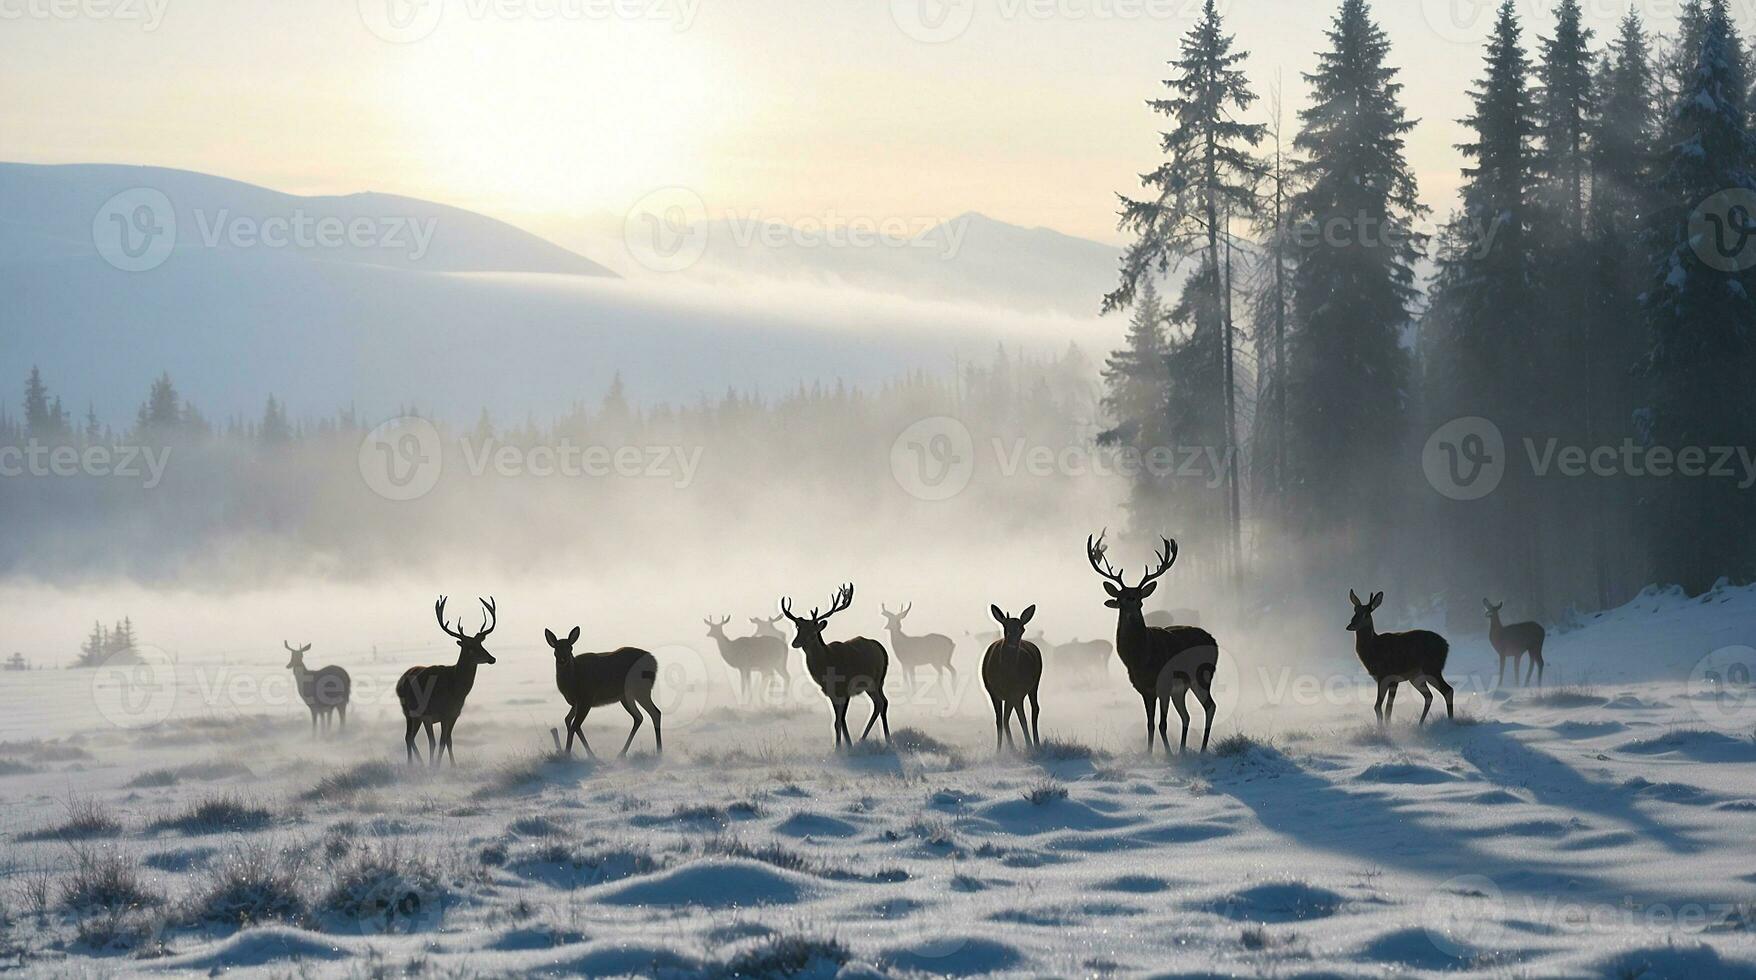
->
<box><xmin>274</xmin><ymin>532</ymin><xmax>1551</xmax><ymax>765</ymax></box>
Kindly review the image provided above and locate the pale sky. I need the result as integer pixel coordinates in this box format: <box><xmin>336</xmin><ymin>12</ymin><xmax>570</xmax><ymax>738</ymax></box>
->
<box><xmin>2</xmin><ymin>0</ymin><xmax>1744</xmax><ymax>247</ymax></box>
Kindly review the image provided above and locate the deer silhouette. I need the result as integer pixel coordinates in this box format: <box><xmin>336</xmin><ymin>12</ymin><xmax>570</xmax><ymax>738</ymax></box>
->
<box><xmin>705</xmin><ymin>615</ymin><xmax>788</xmax><ymax>701</ymax></box>
<box><xmin>982</xmin><ymin>605</ymin><xmax>1043</xmax><ymax>752</ymax></box>
<box><xmin>546</xmin><ymin>627</ymin><xmax>661</xmax><ymax>757</ymax></box>
<box><xmin>782</xmin><ymin>584</ymin><xmax>891</xmax><ymax>750</ymax></box>
<box><xmin>284</xmin><ymin>642</ymin><xmax>350</xmax><ymax>735</ymax></box>
<box><xmin>879</xmin><ymin>603</ymin><xmax>956</xmax><ymax>686</ymax></box>
<box><xmin>1348</xmin><ymin>590</ymin><xmax>1454</xmax><ymax>724</ymax></box>
<box><xmin>1484</xmin><ymin>599</ymin><xmax>1546</xmax><ymax>688</ymax></box>
<box><xmin>1086</xmin><ymin>531</ymin><xmax>1220</xmax><ymax>753</ymax></box>
<box><xmin>397</xmin><ymin>596</ymin><xmax>497</xmax><ymax>765</ymax></box>
<box><xmin>1050</xmin><ymin>637</ymin><xmax>1113</xmax><ymax>684</ymax></box>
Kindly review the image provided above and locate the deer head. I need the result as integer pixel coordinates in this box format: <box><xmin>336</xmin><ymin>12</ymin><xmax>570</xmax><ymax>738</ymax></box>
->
<box><xmin>544</xmin><ymin>626</ymin><xmax>581</xmax><ymax>659</ymax></box>
<box><xmin>283</xmin><ymin>641</ymin><xmax>311</xmax><ymax>670</ymax></box>
<box><xmin>1347</xmin><ymin>590</ymin><xmax>1384</xmax><ymax>632</ymax></box>
<box><xmin>879</xmin><ymin>603</ymin><xmax>913</xmax><ymax>630</ymax></box>
<box><xmin>989</xmin><ymin>605</ymin><xmax>1036</xmax><ymax>648</ymax></box>
<box><xmin>1086</xmin><ymin>530</ymin><xmax>1177</xmax><ymax>616</ymax></box>
<box><xmin>436</xmin><ymin>595</ymin><xmax>498</xmax><ymax>665</ymax></box>
<box><xmin>1482</xmin><ymin>599</ymin><xmax>1504</xmax><ymax>620</ymax></box>
<box><xmin>780</xmin><ymin>584</ymin><xmax>854</xmax><ymax>651</ymax></box>
<box><xmin>704</xmin><ymin>615</ymin><xmax>731</xmax><ymax>640</ymax></box>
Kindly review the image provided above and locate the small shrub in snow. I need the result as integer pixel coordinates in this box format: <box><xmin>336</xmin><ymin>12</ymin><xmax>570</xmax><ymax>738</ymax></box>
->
<box><xmin>319</xmin><ymin>843</ymin><xmax>445</xmax><ymax>932</ymax></box>
<box><xmin>720</xmin><ymin>934</ymin><xmax>850</xmax><ymax>978</ymax></box>
<box><xmin>1033</xmin><ymin>738</ymin><xmax>1108</xmax><ymax>762</ymax></box>
<box><xmin>1212</xmin><ymin>733</ymin><xmax>1267</xmax><ymax>758</ymax></box>
<box><xmin>1022</xmin><ymin>781</ymin><xmax>1068</xmax><ymax>805</ymax></box>
<box><xmin>507</xmin><ymin>814</ymin><xmax>565</xmax><ymax>837</ymax></box>
<box><xmin>302</xmin><ymin>761</ymin><xmax>397</xmax><ymax>801</ymax></box>
<box><xmin>889</xmin><ymin>727</ymin><xmax>955</xmax><ymax>756</ymax></box>
<box><xmin>60</xmin><ymin>846</ymin><xmax>157</xmax><ymax>913</ymax></box>
<box><xmin>151</xmin><ymin>794</ymin><xmax>273</xmax><ymax>835</ymax></box>
<box><xmin>125</xmin><ymin>769</ymin><xmax>179</xmax><ymax>789</ymax></box>
<box><xmin>19</xmin><ymin>795</ymin><xmax>122</xmax><ymax>841</ymax></box>
<box><xmin>184</xmin><ymin>842</ymin><xmax>306</xmax><ymax>928</ymax></box>
<box><xmin>1528</xmin><ymin>685</ymin><xmax>1601</xmax><ymax>708</ymax></box>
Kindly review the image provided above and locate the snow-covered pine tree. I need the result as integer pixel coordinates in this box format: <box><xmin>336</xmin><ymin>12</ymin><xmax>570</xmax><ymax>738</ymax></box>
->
<box><xmin>1285</xmin><ymin>0</ymin><xmax>1426</xmax><ymax>552</ymax></box>
<box><xmin>1641</xmin><ymin>0</ymin><xmax>1756</xmax><ymax>592</ymax></box>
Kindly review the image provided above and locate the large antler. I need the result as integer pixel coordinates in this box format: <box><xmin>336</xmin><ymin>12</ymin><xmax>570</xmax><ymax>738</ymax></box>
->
<box><xmin>1137</xmin><ymin>538</ymin><xmax>1179</xmax><ymax>589</ymax></box>
<box><xmin>823</xmin><ymin>583</ymin><xmax>855</xmax><ymax>620</ymax></box>
<box><xmin>475</xmin><ymin>597</ymin><xmax>497</xmax><ymax>639</ymax></box>
<box><xmin>779</xmin><ymin>596</ymin><xmax>805</xmax><ymax>625</ymax></box>
<box><xmin>435</xmin><ymin>595</ymin><xmax>471</xmax><ymax>641</ymax></box>
<box><xmin>1086</xmin><ymin>529</ymin><xmax>1129</xmax><ymax>588</ymax></box>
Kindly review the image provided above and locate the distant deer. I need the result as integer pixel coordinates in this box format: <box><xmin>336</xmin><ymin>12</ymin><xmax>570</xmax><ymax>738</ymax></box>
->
<box><xmin>782</xmin><ymin>584</ymin><xmax>891</xmax><ymax>749</ymax></box>
<box><xmin>397</xmin><ymin>596</ymin><xmax>498</xmax><ymax>766</ymax></box>
<box><xmin>1484</xmin><ymin>599</ymin><xmax>1546</xmax><ymax>688</ymax></box>
<box><xmin>1348</xmin><ymin>590</ymin><xmax>1455</xmax><ymax>724</ymax></box>
<box><xmin>546</xmin><ymin>627</ymin><xmax>662</xmax><ymax>757</ymax></box>
<box><xmin>982</xmin><ymin>605</ymin><xmax>1043</xmax><ymax>752</ymax></box>
<box><xmin>1051</xmin><ymin>637</ymin><xmax>1113</xmax><ymax>683</ymax></box>
<box><xmin>284</xmin><ymin>642</ymin><xmax>350</xmax><ymax>735</ymax></box>
<box><xmin>879</xmin><ymin>603</ymin><xmax>956</xmax><ymax>686</ymax></box>
<box><xmin>704</xmin><ymin>616</ymin><xmax>788</xmax><ymax>701</ymax></box>
<box><xmin>749</xmin><ymin>615</ymin><xmax>786</xmax><ymax>642</ymax></box>
<box><xmin>1086</xmin><ymin>531</ymin><xmax>1220</xmax><ymax>753</ymax></box>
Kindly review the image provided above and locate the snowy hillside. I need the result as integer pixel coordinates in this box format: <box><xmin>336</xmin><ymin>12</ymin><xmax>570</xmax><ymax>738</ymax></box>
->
<box><xmin>2</xmin><ymin>585</ymin><xmax>1754</xmax><ymax>976</ymax></box>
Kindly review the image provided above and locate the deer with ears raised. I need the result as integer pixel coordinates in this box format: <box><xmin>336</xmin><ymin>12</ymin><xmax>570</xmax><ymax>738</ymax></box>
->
<box><xmin>1484</xmin><ymin>599</ymin><xmax>1546</xmax><ymax>688</ymax></box>
<box><xmin>1086</xmin><ymin>531</ymin><xmax>1220</xmax><ymax>753</ymax></box>
<box><xmin>879</xmin><ymin>603</ymin><xmax>957</xmax><ymax>686</ymax></box>
<box><xmin>1348</xmin><ymin>590</ymin><xmax>1454</xmax><ymax>724</ymax></box>
<box><xmin>396</xmin><ymin>596</ymin><xmax>498</xmax><ymax>766</ymax></box>
<box><xmin>982</xmin><ymin>605</ymin><xmax>1043</xmax><ymax>752</ymax></box>
<box><xmin>284</xmin><ymin>642</ymin><xmax>350</xmax><ymax>735</ymax></box>
<box><xmin>704</xmin><ymin>616</ymin><xmax>788</xmax><ymax>701</ymax></box>
<box><xmin>546</xmin><ymin>627</ymin><xmax>661</xmax><ymax>757</ymax></box>
<box><xmin>781</xmin><ymin>584</ymin><xmax>891</xmax><ymax>750</ymax></box>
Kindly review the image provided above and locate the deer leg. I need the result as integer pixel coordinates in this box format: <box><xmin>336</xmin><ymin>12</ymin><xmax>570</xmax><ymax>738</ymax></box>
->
<box><xmin>832</xmin><ymin>699</ymin><xmax>850</xmax><ymax>750</ymax></box>
<box><xmin>404</xmin><ymin>716</ymin><xmax>421</xmax><ymax>764</ymax></box>
<box><xmin>617</xmin><ymin>698</ymin><xmax>644</xmax><ymax>757</ymax></box>
<box><xmin>644</xmin><ymin>696</ymin><xmax>663</xmax><ymax>754</ymax></box>
<box><xmin>310</xmin><ymin>707</ymin><xmax>318</xmax><ymax>736</ymax></box>
<box><xmin>1140</xmin><ymin>691</ymin><xmax>1155</xmax><ymax>754</ymax></box>
<box><xmin>1497</xmin><ymin>656</ymin><xmax>1506</xmax><ymax>688</ymax></box>
<box><xmin>1413</xmin><ymin>679</ymin><xmax>1435</xmax><ymax>725</ymax></box>
<box><xmin>991</xmin><ymin>694</ymin><xmax>1004</xmax><ymax>753</ymax></box>
<box><xmin>858</xmin><ymin>691</ymin><xmax>887</xmax><ymax>742</ymax></box>
<box><xmin>878</xmin><ymin>692</ymin><xmax>891</xmax><ymax>743</ymax></box>
<box><xmin>1171</xmin><ymin>687</ymin><xmax>1192</xmax><ymax>754</ymax></box>
<box><xmin>1385</xmin><ymin>682</ymin><xmax>1399</xmax><ymax>723</ymax></box>
<box><xmin>572</xmin><ymin>706</ymin><xmax>598</xmax><ymax>758</ymax></box>
<box><xmin>338</xmin><ymin>703</ymin><xmax>347</xmax><ymax>730</ymax></box>
<box><xmin>562</xmin><ymin>707</ymin><xmax>579</xmax><ymax>754</ymax></box>
<box><xmin>1194</xmin><ymin>684</ymin><xmax>1215</xmax><ymax>753</ymax></box>
<box><xmin>1373</xmin><ymin>680</ymin><xmax>1388</xmax><ymax>723</ymax></box>
<box><xmin>440</xmin><ymin>720</ymin><xmax>457</xmax><ymax>766</ymax></box>
<box><xmin>1028</xmin><ymin>691</ymin><xmax>1041</xmax><ymax>750</ymax></box>
<box><xmin>424</xmin><ymin>723</ymin><xmax>439</xmax><ymax>766</ymax></box>
<box><xmin>1433</xmin><ymin>676</ymin><xmax>1456</xmax><ymax>720</ymax></box>
<box><xmin>1157</xmin><ymin>696</ymin><xmax>1173</xmax><ymax>753</ymax></box>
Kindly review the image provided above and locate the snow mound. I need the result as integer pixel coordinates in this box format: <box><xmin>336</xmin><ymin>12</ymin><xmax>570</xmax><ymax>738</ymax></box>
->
<box><xmin>593</xmin><ymin>858</ymin><xmax>815</xmax><ymax>908</ymax></box>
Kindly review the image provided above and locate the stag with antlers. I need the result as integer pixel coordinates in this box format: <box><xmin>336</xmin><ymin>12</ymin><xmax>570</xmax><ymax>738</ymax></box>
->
<box><xmin>781</xmin><ymin>584</ymin><xmax>891</xmax><ymax>750</ymax></box>
<box><xmin>284</xmin><ymin>642</ymin><xmax>350</xmax><ymax>735</ymax></box>
<box><xmin>396</xmin><ymin>596</ymin><xmax>498</xmax><ymax>766</ymax></box>
<box><xmin>1086</xmin><ymin>531</ymin><xmax>1221</xmax><ymax>753</ymax></box>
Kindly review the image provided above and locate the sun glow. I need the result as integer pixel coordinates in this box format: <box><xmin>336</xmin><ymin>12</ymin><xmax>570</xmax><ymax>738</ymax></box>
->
<box><xmin>386</xmin><ymin>20</ymin><xmax>726</xmax><ymax>218</ymax></box>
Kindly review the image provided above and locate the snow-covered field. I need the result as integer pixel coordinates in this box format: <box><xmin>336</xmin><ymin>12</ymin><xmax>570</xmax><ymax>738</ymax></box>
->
<box><xmin>4</xmin><ymin>586</ymin><xmax>1756</xmax><ymax>978</ymax></box>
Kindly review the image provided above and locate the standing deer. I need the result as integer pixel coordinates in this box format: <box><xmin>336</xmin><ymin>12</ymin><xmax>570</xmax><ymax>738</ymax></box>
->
<box><xmin>397</xmin><ymin>596</ymin><xmax>498</xmax><ymax>766</ymax></box>
<box><xmin>1086</xmin><ymin>531</ymin><xmax>1220</xmax><ymax>753</ymax></box>
<box><xmin>1347</xmin><ymin>590</ymin><xmax>1455</xmax><ymax>724</ymax></box>
<box><xmin>782</xmin><ymin>584</ymin><xmax>891</xmax><ymax>750</ymax></box>
<box><xmin>982</xmin><ymin>605</ymin><xmax>1043</xmax><ymax>752</ymax></box>
<box><xmin>284</xmin><ymin>642</ymin><xmax>350</xmax><ymax>735</ymax></box>
<box><xmin>749</xmin><ymin>615</ymin><xmax>786</xmax><ymax>642</ymax></box>
<box><xmin>879</xmin><ymin>603</ymin><xmax>956</xmax><ymax>687</ymax></box>
<box><xmin>1484</xmin><ymin>599</ymin><xmax>1546</xmax><ymax>688</ymax></box>
<box><xmin>1051</xmin><ymin>637</ymin><xmax>1113</xmax><ymax>684</ymax></box>
<box><xmin>704</xmin><ymin>616</ymin><xmax>788</xmax><ymax>701</ymax></box>
<box><xmin>546</xmin><ymin>627</ymin><xmax>662</xmax><ymax>757</ymax></box>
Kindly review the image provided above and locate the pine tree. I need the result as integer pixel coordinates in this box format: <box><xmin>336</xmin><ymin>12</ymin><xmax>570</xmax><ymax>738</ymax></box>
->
<box><xmin>1100</xmin><ymin>276</ymin><xmax>1170</xmax><ymax>445</ymax></box>
<box><xmin>1285</xmin><ymin>0</ymin><xmax>1426</xmax><ymax>547</ymax></box>
<box><xmin>259</xmin><ymin>395</ymin><xmax>291</xmax><ymax>445</ymax></box>
<box><xmin>1536</xmin><ymin>0</ymin><xmax>1595</xmax><ymax>235</ymax></box>
<box><xmin>138</xmin><ymin>372</ymin><xmax>183</xmax><ymax>434</ymax></box>
<box><xmin>23</xmin><ymin>367</ymin><xmax>57</xmax><ymax>439</ymax></box>
<box><xmin>1641</xmin><ymin>0</ymin><xmax>1756</xmax><ymax>591</ymax></box>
